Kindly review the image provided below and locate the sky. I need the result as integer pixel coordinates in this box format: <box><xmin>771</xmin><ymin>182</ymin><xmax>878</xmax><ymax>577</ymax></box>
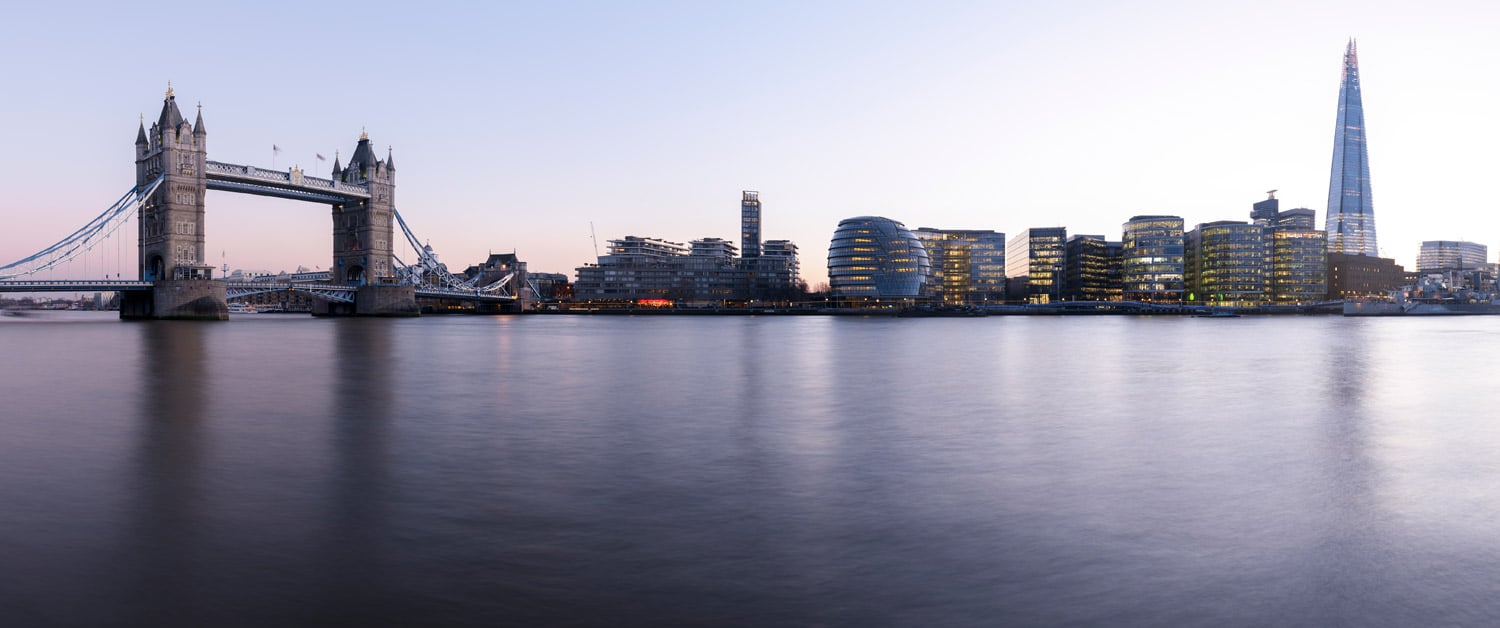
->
<box><xmin>3</xmin><ymin>0</ymin><xmax>1500</xmax><ymax>287</ymax></box>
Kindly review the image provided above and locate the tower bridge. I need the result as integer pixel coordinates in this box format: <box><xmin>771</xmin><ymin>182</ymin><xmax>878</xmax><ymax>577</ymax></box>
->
<box><xmin>0</xmin><ymin>86</ymin><xmax>527</xmax><ymax>318</ymax></box>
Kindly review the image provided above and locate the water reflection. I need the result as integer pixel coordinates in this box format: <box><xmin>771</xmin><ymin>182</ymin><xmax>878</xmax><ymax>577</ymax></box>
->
<box><xmin>1306</xmin><ymin>318</ymin><xmax>1391</xmax><ymax>621</ymax></box>
<box><xmin>126</xmin><ymin>321</ymin><xmax>209</xmax><ymax>623</ymax></box>
<box><xmin>320</xmin><ymin>319</ymin><xmax>397</xmax><ymax>621</ymax></box>
<box><xmin>7</xmin><ymin>314</ymin><xmax>1500</xmax><ymax>625</ymax></box>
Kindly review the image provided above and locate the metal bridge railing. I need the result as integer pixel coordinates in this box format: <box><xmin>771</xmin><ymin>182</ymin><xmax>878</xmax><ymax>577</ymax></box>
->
<box><xmin>206</xmin><ymin>160</ymin><xmax>369</xmax><ymax>197</ymax></box>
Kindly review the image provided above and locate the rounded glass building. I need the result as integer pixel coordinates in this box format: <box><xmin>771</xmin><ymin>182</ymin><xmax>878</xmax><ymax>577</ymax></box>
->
<box><xmin>827</xmin><ymin>216</ymin><xmax>931</xmax><ymax>298</ymax></box>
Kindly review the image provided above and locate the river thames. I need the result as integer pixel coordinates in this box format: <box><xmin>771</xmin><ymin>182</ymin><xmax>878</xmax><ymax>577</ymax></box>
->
<box><xmin>3</xmin><ymin>311</ymin><xmax>1499</xmax><ymax>625</ymax></box>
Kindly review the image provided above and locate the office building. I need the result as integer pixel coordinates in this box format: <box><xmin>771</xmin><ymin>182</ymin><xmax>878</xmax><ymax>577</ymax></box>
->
<box><xmin>1005</xmin><ymin>228</ymin><xmax>1066</xmax><ymax>304</ymax></box>
<box><xmin>1186</xmin><ymin>221</ymin><xmax>1264</xmax><ymax>306</ymax></box>
<box><xmin>1325</xmin><ymin>40</ymin><xmax>1379</xmax><ymax>256</ymax></box>
<box><xmin>1276</xmin><ymin>208</ymin><xmax>1317</xmax><ymax>230</ymax></box>
<box><xmin>1249</xmin><ymin>194</ymin><xmax>1327</xmax><ymax>305</ymax></box>
<box><xmin>1063</xmin><ymin>235</ymin><xmax>1122</xmax><ymax>301</ymax></box>
<box><xmin>1121</xmin><ymin>215</ymin><xmax>1185</xmax><ymax>303</ymax></box>
<box><xmin>1327</xmin><ymin>252</ymin><xmax>1403</xmax><ymax>298</ymax></box>
<box><xmin>1269</xmin><ymin>230</ymin><xmax>1328</xmax><ymax>304</ymax></box>
<box><xmin>914</xmin><ymin>228</ymin><xmax>1006</xmax><ymax>305</ymax></box>
<box><xmin>827</xmin><ymin>216</ymin><xmax>930</xmax><ymax>299</ymax></box>
<box><xmin>1251</xmin><ymin>193</ymin><xmax>1279</xmax><ymax>226</ymax></box>
<box><xmin>1416</xmin><ymin>240</ymin><xmax>1487</xmax><ymax>273</ymax></box>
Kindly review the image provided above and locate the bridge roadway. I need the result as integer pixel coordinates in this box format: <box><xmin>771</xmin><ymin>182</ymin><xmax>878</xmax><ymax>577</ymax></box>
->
<box><xmin>0</xmin><ymin>280</ymin><xmax>516</xmax><ymax>304</ymax></box>
<box><xmin>0</xmin><ymin>280</ymin><xmax>152</xmax><ymax>292</ymax></box>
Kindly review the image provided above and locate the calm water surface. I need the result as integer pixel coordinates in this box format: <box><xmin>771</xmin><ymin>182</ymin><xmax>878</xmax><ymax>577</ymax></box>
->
<box><xmin>2</xmin><ymin>311</ymin><xmax>1500</xmax><ymax>626</ymax></box>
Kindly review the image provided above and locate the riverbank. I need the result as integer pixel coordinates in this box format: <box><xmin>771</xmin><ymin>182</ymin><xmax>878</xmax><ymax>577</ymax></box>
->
<box><xmin>523</xmin><ymin>301</ymin><xmax>1345</xmax><ymax>316</ymax></box>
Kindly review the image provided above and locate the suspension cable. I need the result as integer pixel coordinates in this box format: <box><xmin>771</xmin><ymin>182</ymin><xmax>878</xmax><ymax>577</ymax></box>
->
<box><xmin>0</xmin><ymin>176</ymin><xmax>162</xmax><ymax>280</ymax></box>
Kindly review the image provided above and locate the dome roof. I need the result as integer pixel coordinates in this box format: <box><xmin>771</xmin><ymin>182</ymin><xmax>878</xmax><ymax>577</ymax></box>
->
<box><xmin>827</xmin><ymin>216</ymin><xmax>930</xmax><ymax>298</ymax></box>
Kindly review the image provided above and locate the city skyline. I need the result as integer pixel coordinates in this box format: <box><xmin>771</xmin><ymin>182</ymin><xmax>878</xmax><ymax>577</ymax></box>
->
<box><xmin>3</xmin><ymin>2</ymin><xmax>1500</xmax><ymax>286</ymax></box>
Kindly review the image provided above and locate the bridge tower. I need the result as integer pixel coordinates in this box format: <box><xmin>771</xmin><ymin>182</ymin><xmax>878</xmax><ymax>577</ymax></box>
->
<box><xmin>124</xmin><ymin>85</ymin><xmax>227</xmax><ymax>319</ymax></box>
<box><xmin>330</xmin><ymin>132</ymin><xmax>394</xmax><ymax>285</ymax></box>
<box><xmin>323</xmin><ymin>132</ymin><xmax>415</xmax><ymax>315</ymax></box>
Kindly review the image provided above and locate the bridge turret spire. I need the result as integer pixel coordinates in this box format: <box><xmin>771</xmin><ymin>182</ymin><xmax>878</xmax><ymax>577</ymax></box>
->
<box><xmin>157</xmin><ymin>84</ymin><xmax>185</xmax><ymax>139</ymax></box>
<box><xmin>386</xmin><ymin>145</ymin><xmax>395</xmax><ymax>172</ymax></box>
<box><xmin>193</xmin><ymin>102</ymin><xmax>206</xmax><ymax>136</ymax></box>
<box><xmin>331</xmin><ymin>150</ymin><xmax>342</xmax><ymax>177</ymax></box>
<box><xmin>135</xmin><ymin>114</ymin><xmax>147</xmax><ymax>146</ymax></box>
<box><xmin>347</xmin><ymin>131</ymin><xmax>378</xmax><ymax>179</ymax></box>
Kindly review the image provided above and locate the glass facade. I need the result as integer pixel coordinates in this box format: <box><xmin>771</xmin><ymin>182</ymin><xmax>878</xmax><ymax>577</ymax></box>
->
<box><xmin>759</xmin><ymin>240</ymin><xmax>801</xmax><ymax>291</ymax></box>
<box><xmin>1275</xmin><ymin>208</ymin><xmax>1317</xmax><ymax>230</ymax></box>
<box><xmin>1063</xmin><ymin>235</ymin><xmax>1123</xmax><ymax>301</ymax></box>
<box><xmin>741</xmin><ymin>191</ymin><xmax>761</xmax><ymax>259</ymax></box>
<box><xmin>1186</xmin><ymin>221</ymin><xmax>1264</xmax><ymax>306</ymax></box>
<box><xmin>1416</xmin><ymin>240</ymin><xmax>1487</xmax><ymax>273</ymax></box>
<box><xmin>1325</xmin><ymin>40</ymin><xmax>1378</xmax><ymax>256</ymax></box>
<box><xmin>1121</xmin><ymin>216</ymin><xmax>1184</xmax><ymax>303</ymax></box>
<box><xmin>1005</xmin><ymin>228</ymin><xmax>1066</xmax><ymax>304</ymax></box>
<box><xmin>573</xmin><ymin>234</ymin><xmax>798</xmax><ymax>302</ymax></box>
<box><xmin>827</xmin><ymin>216</ymin><xmax>930</xmax><ymax>298</ymax></box>
<box><xmin>1250</xmin><ymin>197</ymin><xmax>1326</xmax><ymax>305</ymax></box>
<box><xmin>914</xmin><ymin>228</ymin><xmax>1006</xmax><ymax>305</ymax></box>
<box><xmin>1270</xmin><ymin>230</ymin><xmax>1327</xmax><ymax>304</ymax></box>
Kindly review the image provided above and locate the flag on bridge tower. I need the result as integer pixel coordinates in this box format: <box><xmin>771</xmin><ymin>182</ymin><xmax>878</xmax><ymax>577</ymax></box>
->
<box><xmin>316</xmin><ymin>153</ymin><xmax>326</xmax><ymax>161</ymax></box>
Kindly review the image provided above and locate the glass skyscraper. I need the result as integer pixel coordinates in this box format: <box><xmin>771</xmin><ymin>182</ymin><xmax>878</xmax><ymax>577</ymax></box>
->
<box><xmin>1325</xmin><ymin>40</ymin><xmax>1378</xmax><ymax>256</ymax></box>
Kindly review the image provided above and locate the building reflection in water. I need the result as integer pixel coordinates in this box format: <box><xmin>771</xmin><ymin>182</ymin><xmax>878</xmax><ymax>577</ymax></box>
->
<box><xmin>321</xmin><ymin>319</ymin><xmax>396</xmax><ymax>619</ymax></box>
<box><xmin>1310</xmin><ymin>318</ymin><xmax>1387</xmax><ymax>619</ymax></box>
<box><xmin>127</xmin><ymin>321</ymin><xmax>210</xmax><ymax>622</ymax></box>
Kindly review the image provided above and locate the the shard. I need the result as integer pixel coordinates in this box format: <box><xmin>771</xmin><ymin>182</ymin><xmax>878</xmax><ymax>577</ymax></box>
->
<box><xmin>1325</xmin><ymin>39</ymin><xmax>1378</xmax><ymax>256</ymax></box>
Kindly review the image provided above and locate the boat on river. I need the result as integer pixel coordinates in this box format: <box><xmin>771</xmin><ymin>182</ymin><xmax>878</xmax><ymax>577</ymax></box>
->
<box><xmin>1344</xmin><ymin>277</ymin><xmax>1500</xmax><ymax>316</ymax></box>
